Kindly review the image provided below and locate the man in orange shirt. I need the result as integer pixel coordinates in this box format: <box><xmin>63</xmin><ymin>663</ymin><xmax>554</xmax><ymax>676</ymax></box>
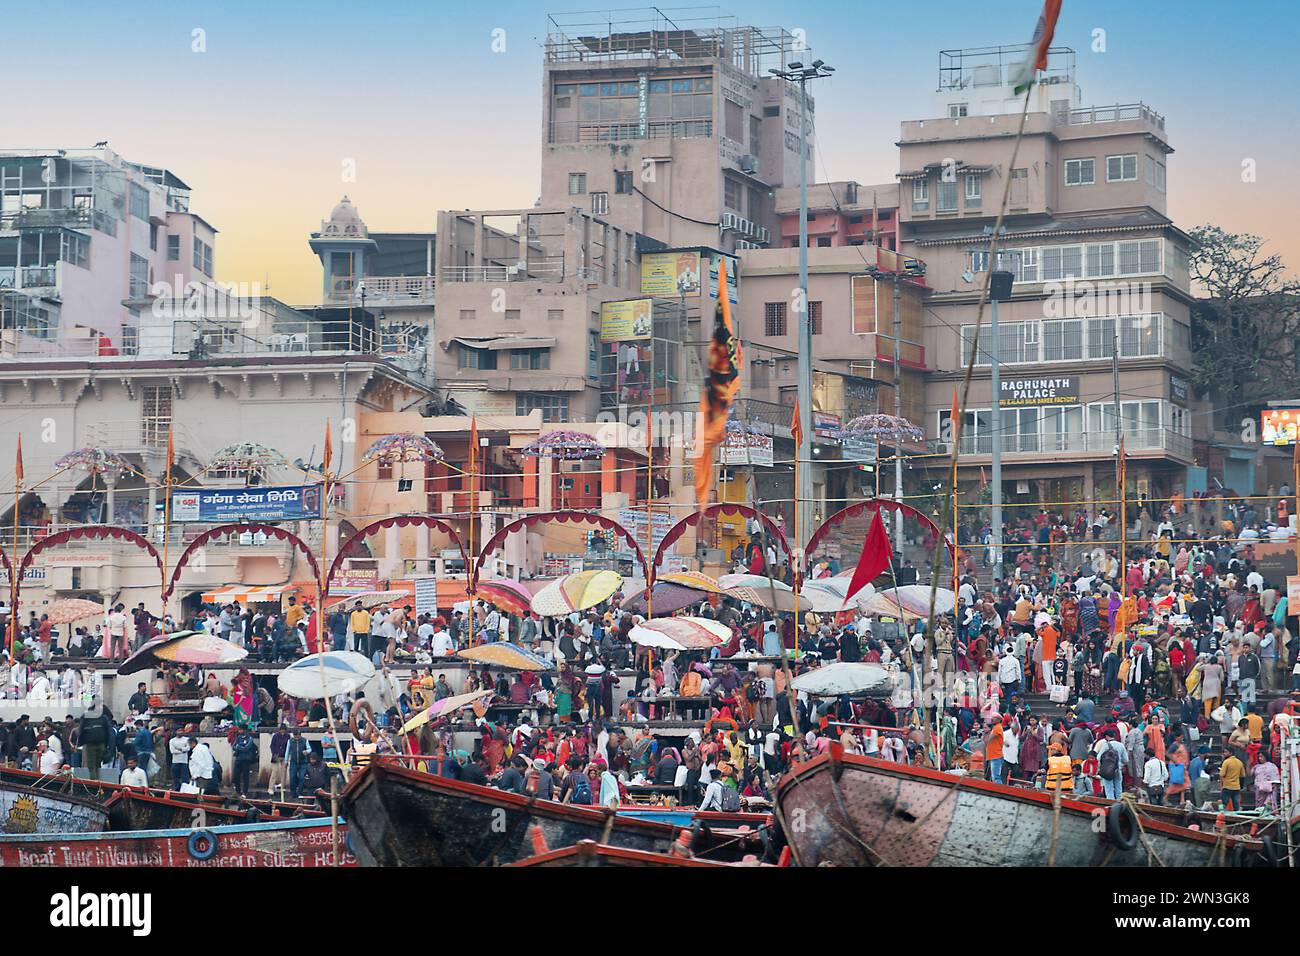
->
<box><xmin>1038</xmin><ymin>620</ymin><xmax>1060</xmax><ymax>691</ymax></box>
<box><xmin>985</xmin><ymin>718</ymin><xmax>1004</xmax><ymax>783</ymax></box>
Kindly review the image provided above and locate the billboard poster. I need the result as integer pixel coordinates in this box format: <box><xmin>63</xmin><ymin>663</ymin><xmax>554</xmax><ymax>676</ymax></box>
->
<box><xmin>170</xmin><ymin>485</ymin><xmax>322</xmax><ymax>523</ymax></box>
<box><xmin>332</xmin><ymin>569</ymin><xmax>379</xmax><ymax>596</ymax></box>
<box><xmin>813</xmin><ymin>411</ymin><xmax>841</xmax><ymax>441</ymax></box>
<box><xmin>1262</xmin><ymin>409</ymin><xmax>1300</xmax><ymax>445</ymax></box>
<box><xmin>599</xmin><ymin>298</ymin><xmax>652</xmax><ymax>342</ymax></box>
<box><xmin>721</xmin><ymin>427</ymin><xmax>774</xmax><ymax>467</ymax></box>
<box><xmin>639</xmin><ymin>251</ymin><xmax>738</xmax><ymax>304</ymax></box>
<box><xmin>999</xmin><ymin>376</ymin><xmax>1080</xmax><ymax>408</ymax></box>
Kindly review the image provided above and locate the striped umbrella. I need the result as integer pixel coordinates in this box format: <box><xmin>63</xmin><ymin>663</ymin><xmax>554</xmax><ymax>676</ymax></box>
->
<box><xmin>474</xmin><ymin>579</ymin><xmax>535</xmax><ymax>616</ymax></box>
<box><xmin>723</xmin><ymin>584</ymin><xmax>810</xmax><ymax>614</ymax></box>
<box><xmin>530</xmin><ymin>570</ymin><xmax>622</xmax><ymax>617</ymax></box>
<box><xmin>621</xmin><ymin>581</ymin><xmax>709</xmax><ymax>616</ymax></box>
<box><xmin>42</xmin><ymin>598</ymin><xmax>105</xmax><ymax>627</ymax></box>
<box><xmin>656</xmin><ymin>570</ymin><xmax>723</xmax><ymax>593</ymax></box>
<box><xmin>629</xmin><ymin>617</ymin><xmax>732</xmax><ymax>651</ymax></box>
<box><xmin>718</xmin><ymin>573</ymin><xmax>792</xmax><ymax>592</ymax></box>
<box><xmin>117</xmin><ymin>631</ymin><xmax>247</xmax><ymax>676</ymax></box>
<box><xmin>400</xmin><ymin>688</ymin><xmax>496</xmax><ymax>734</ymax></box>
<box><xmin>456</xmin><ymin>641</ymin><xmax>554</xmax><ymax>671</ymax></box>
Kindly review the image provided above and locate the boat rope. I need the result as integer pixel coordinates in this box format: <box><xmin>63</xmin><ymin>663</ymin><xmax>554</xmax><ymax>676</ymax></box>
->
<box><xmin>1120</xmin><ymin>792</ymin><xmax>1166</xmax><ymax>867</ymax></box>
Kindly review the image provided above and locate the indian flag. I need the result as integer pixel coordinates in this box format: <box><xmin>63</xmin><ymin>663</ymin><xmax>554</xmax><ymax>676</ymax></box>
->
<box><xmin>1010</xmin><ymin>0</ymin><xmax>1064</xmax><ymax>93</ymax></box>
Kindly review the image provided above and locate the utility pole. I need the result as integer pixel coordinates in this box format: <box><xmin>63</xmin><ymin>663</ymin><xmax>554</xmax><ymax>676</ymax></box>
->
<box><xmin>989</xmin><ymin>269</ymin><xmax>1014</xmax><ymax>582</ymax></box>
<box><xmin>769</xmin><ymin>58</ymin><xmax>834</xmax><ymax>575</ymax></box>
<box><xmin>892</xmin><ymin>272</ymin><xmax>903</xmax><ymax>549</ymax></box>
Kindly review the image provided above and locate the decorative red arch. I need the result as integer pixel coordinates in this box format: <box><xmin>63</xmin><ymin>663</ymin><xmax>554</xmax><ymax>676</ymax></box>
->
<box><xmin>15</xmin><ymin>525</ymin><xmax>164</xmax><ymax>621</ymax></box>
<box><xmin>472</xmin><ymin>510</ymin><xmax>648</xmax><ymax>589</ymax></box>
<box><xmin>652</xmin><ymin>503</ymin><xmax>791</xmax><ymax>583</ymax></box>
<box><xmin>165</xmin><ymin>523</ymin><xmax>319</xmax><ymax>601</ymax></box>
<box><xmin>328</xmin><ymin>515</ymin><xmax>469</xmax><ymax>596</ymax></box>
<box><xmin>0</xmin><ymin>546</ymin><xmax>11</xmax><ymax>588</ymax></box>
<box><xmin>805</xmin><ymin>498</ymin><xmax>956</xmax><ymax>566</ymax></box>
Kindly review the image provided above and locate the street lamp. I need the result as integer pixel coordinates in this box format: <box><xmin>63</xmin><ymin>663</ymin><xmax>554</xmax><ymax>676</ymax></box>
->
<box><xmin>768</xmin><ymin>58</ymin><xmax>834</xmax><ymax>571</ymax></box>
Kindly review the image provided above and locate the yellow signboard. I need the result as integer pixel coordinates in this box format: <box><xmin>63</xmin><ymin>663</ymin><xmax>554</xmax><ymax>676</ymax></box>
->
<box><xmin>641</xmin><ymin>251</ymin><xmax>703</xmax><ymax>297</ymax></box>
<box><xmin>600</xmin><ymin>298</ymin><xmax>652</xmax><ymax>342</ymax></box>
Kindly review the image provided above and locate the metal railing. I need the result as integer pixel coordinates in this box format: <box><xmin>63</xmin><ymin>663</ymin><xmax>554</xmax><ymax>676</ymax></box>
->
<box><xmin>547</xmin><ymin>119</ymin><xmax>713</xmax><ymax>144</ymax></box>
<box><xmin>438</xmin><ymin>262</ymin><xmax>566</xmax><ymax>283</ymax></box>
<box><xmin>935</xmin><ymin>428</ymin><xmax>1192</xmax><ymax>458</ymax></box>
<box><xmin>330</xmin><ymin>275</ymin><xmax>436</xmax><ymax>304</ymax></box>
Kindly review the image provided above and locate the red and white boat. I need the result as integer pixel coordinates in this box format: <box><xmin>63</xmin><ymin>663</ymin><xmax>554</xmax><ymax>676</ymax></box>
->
<box><xmin>0</xmin><ymin>816</ymin><xmax>355</xmax><ymax>868</ymax></box>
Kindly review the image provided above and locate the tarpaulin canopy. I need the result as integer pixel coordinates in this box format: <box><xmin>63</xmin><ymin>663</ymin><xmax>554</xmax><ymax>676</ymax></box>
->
<box><xmin>628</xmin><ymin>617</ymin><xmax>731</xmax><ymax>651</ymax></box>
<box><xmin>117</xmin><ymin>631</ymin><xmax>248</xmax><ymax>675</ymax></box>
<box><xmin>201</xmin><ymin>583</ymin><xmax>298</xmax><ymax>604</ymax></box>
<box><xmin>456</xmin><ymin>641</ymin><xmax>554</xmax><ymax>671</ymax></box>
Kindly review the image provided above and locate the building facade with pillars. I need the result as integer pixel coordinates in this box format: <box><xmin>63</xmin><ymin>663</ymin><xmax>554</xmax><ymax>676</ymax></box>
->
<box><xmin>897</xmin><ymin>46</ymin><xmax>1196</xmax><ymax>529</ymax></box>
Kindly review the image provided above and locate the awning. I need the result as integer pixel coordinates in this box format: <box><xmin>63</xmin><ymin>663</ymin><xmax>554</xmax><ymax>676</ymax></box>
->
<box><xmin>452</xmin><ymin>336</ymin><xmax>556</xmax><ymax>351</ymax></box>
<box><xmin>200</xmin><ymin>583</ymin><xmax>298</xmax><ymax>604</ymax></box>
<box><xmin>898</xmin><ymin>162</ymin><xmax>993</xmax><ymax>180</ymax></box>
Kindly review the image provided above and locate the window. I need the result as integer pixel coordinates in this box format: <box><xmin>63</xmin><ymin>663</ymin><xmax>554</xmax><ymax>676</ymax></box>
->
<box><xmin>458</xmin><ymin>345</ymin><xmax>497</xmax><ymax>370</ymax></box>
<box><xmin>1106</xmin><ymin>154</ymin><xmax>1138</xmax><ymax>182</ymax></box>
<box><xmin>614</xmin><ymin>170</ymin><xmax>633</xmax><ymax>194</ymax></box>
<box><xmin>192</xmin><ymin>237</ymin><xmax>213</xmax><ymax>276</ymax></box>
<box><xmin>911</xmin><ymin>178</ymin><xmax>929</xmax><ymax>211</ymax></box>
<box><xmin>588</xmin><ymin>330</ymin><xmax>600</xmax><ymax>379</ymax></box>
<box><xmin>970</xmin><ymin>250</ymin><xmax>990</xmax><ymax>273</ymax></box>
<box><xmin>504</xmin><ymin>309</ymin><xmax>521</xmax><ymax>322</ymax></box>
<box><xmin>1146</xmin><ymin>155</ymin><xmax>1166</xmax><ymax>191</ymax></box>
<box><xmin>167</xmin><ymin>234</ymin><xmax>180</xmax><ymax>261</ymax></box>
<box><xmin>459</xmin><ymin>309</ymin><xmax>476</xmax><ymax>322</ymax></box>
<box><xmin>816</xmin><ymin>237</ymin><xmax>831</xmax><ymax>247</ymax></box>
<box><xmin>1064</xmin><ymin>157</ymin><xmax>1095</xmax><ymax>186</ymax></box>
<box><xmin>510</xmin><ymin>348</ymin><xmax>550</xmax><ymax>370</ymax></box>
<box><xmin>568</xmin><ymin>172</ymin><xmax>587</xmax><ymax>195</ymax></box>
<box><xmin>809</xmin><ymin>300</ymin><xmax>823</xmax><ymax>335</ymax></box>
<box><xmin>723</xmin><ymin>178</ymin><xmax>742</xmax><ymax>211</ymax></box>
<box><xmin>129</xmin><ymin>182</ymin><xmax>150</xmax><ymax>221</ymax></box>
<box><xmin>763</xmin><ymin>105</ymin><xmax>779</xmax><ymax>117</ymax></box>
<box><xmin>948</xmin><ymin>103</ymin><xmax>969</xmax><ymax>118</ymax></box>
<box><xmin>60</xmin><ymin>232</ymin><xmax>89</xmax><ymax>269</ymax></box>
<box><xmin>936</xmin><ymin>180</ymin><xmax>958</xmax><ymax>213</ymax></box>
<box><xmin>591</xmin><ymin>192</ymin><xmax>609</xmax><ymax>215</ymax></box>
<box><xmin>149</xmin><ymin>223</ymin><xmax>158</xmax><ymax>251</ymax></box>
<box><xmin>128</xmin><ymin>253</ymin><xmax>150</xmax><ymax>299</ymax></box>
<box><xmin>547</xmin><ymin>309</ymin><xmax>564</xmax><ymax>322</ymax></box>
<box><xmin>516</xmin><ymin>393</ymin><xmax>569</xmax><ymax>423</ymax></box>
<box><xmin>964</xmin><ymin>173</ymin><xmax>981</xmax><ymax>208</ymax></box>
<box><xmin>1042</xmin><ymin>319</ymin><xmax>1083</xmax><ymax>361</ymax></box>
<box><xmin>764</xmin><ymin>302</ymin><xmax>787</xmax><ymax>336</ymax></box>
<box><xmin>1009</xmin><ymin>168</ymin><xmax>1029</xmax><ymax>205</ymax></box>
<box><xmin>141</xmin><ymin>385</ymin><xmax>173</xmax><ymax>448</ymax></box>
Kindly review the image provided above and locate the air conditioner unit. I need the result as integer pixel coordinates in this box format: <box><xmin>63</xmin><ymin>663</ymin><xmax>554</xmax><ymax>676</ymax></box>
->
<box><xmin>720</xmin><ymin>212</ymin><xmax>739</xmax><ymax>231</ymax></box>
<box><xmin>737</xmin><ymin>217</ymin><xmax>753</xmax><ymax>236</ymax></box>
<box><xmin>754</xmin><ymin>225</ymin><xmax>770</xmax><ymax>244</ymax></box>
<box><xmin>739</xmin><ymin>154</ymin><xmax>759</xmax><ymax>174</ymax></box>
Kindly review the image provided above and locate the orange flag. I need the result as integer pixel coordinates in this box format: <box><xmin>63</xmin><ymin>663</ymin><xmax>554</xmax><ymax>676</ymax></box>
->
<box><xmin>323</xmin><ymin>422</ymin><xmax>333</xmax><ymax>474</ymax></box>
<box><xmin>14</xmin><ymin>435</ymin><xmax>22</xmax><ymax>485</ymax></box>
<box><xmin>165</xmin><ymin>425</ymin><xmax>175</xmax><ymax>474</ymax></box>
<box><xmin>470</xmin><ymin>416</ymin><xmax>479</xmax><ymax>474</ymax></box>
<box><xmin>791</xmin><ymin>397</ymin><xmax>803</xmax><ymax>449</ymax></box>
<box><xmin>950</xmin><ymin>386</ymin><xmax>961</xmax><ymax>446</ymax></box>
<box><xmin>693</xmin><ymin>259</ymin><xmax>743</xmax><ymax>507</ymax></box>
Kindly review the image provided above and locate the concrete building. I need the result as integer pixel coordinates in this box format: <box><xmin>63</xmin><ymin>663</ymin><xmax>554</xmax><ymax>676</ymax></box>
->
<box><xmin>897</xmin><ymin>45</ymin><xmax>1194</xmax><ymax>517</ymax></box>
<box><xmin>540</xmin><ymin>9</ymin><xmax>809</xmax><ymax>253</ymax></box>
<box><xmin>1</xmin><ymin>147</ymin><xmax>218</xmax><ymax>355</ymax></box>
<box><xmin>773</xmin><ymin>180</ymin><xmax>900</xmax><ymax>252</ymax></box>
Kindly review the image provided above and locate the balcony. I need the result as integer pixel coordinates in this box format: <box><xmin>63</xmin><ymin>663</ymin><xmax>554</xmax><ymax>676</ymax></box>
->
<box><xmin>547</xmin><ymin>119</ymin><xmax>713</xmax><ymax>144</ymax></box>
<box><xmin>0</xmin><ymin>207</ymin><xmax>92</xmax><ymax>231</ymax></box>
<box><xmin>938</xmin><ymin>427</ymin><xmax>1192</xmax><ymax>460</ymax></box>
<box><xmin>330</xmin><ymin>274</ymin><xmax>436</xmax><ymax>306</ymax></box>
<box><xmin>1054</xmin><ymin>102</ymin><xmax>1165</xmax><ymax>131</ymax></box>
<box><xmin>439</xmin><ymin>262</ymin><xmax>565</xmax><ymax>283</ymax></box>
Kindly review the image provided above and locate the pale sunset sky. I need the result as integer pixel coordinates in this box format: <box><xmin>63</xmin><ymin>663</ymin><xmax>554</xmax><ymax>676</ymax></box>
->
<box><xmin>10</xmin><ymin>1</ymin><xmax>1298</xmax><ymax>303</ymax></box>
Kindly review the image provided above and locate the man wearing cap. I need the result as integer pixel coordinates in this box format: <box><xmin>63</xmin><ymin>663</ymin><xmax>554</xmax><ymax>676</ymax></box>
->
<box><xmin>526</xmin><ymin>757</ymin><xmax>554</xmax><ymax>799</ymax></box>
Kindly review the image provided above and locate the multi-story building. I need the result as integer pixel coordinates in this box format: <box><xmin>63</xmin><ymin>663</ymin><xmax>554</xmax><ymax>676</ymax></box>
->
<box><xmin>0</xmin><ymin>147</ymin><xmax>218</xmax><ymax>356</ymax></box>
<box><xmin>773</xmin><ymin>180</ymin><xmax>900</xmax><ymax>252</ymax></box>
<box><xmin>898</xmin><ymin>45</ymin><xmax>1194</xmax><ymax>516</ymax></box>
<box><xmin>540</xmin><ymin>9</ymin><xmax>808</xmax><ymax>253</ymax></box>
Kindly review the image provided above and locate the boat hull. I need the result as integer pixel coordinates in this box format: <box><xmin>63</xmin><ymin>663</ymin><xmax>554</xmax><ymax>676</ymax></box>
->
<box><xmin>777</xmin><ymin>749</ymin><xmax>1257</xmax><ymax>867</ymax></box>
<box><xmin>341</xmin><ymin>762</ymin><xmax>683</xmax><ymax>866</ymax></box>
<box><xmin>0</xmin><ymin>783</ymin><xmax>108</xmax><ymax>834</ymax></box>
<box><xmin>0</xmin><ymin>817</ymin><xmax>353</xmax><ymax>868</ymax></box>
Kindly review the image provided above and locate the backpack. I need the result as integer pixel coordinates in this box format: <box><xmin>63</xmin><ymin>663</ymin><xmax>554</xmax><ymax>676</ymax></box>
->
<box><xmin>1168</xmin><ymin>761</ymin><xmax>1185</xmax><ymax>785</ymax></box>
<box><xmin>1099</xmin><ymin>743</ymin><xmax>1122</xmax><ymax>781</ymax></box>
<box><xmin>570</xmin><ymin>774</ymin><xmax>593</xmax><ymax>805</ymax></box>
<box><xmin>718</xmin><ymin>783</ymin><xmax>742</xmax><ymax>812</ymax></box>
<box><xmin>746</xmin><ymin>681</ymin><xmax>761</xmax><ymax>702</ymax></box>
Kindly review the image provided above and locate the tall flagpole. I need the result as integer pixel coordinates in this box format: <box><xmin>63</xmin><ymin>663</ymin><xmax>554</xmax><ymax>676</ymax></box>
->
<box><xmin>9</xmin><ymin>435</ymin><xmax>21</xmax><ymax>658</ymax></box>
<box><xmin>791</xmin><ymin>398</ymin><xmax>802</xmax><ymax>657</ymax></box>
<box><xmin>315</xmin><ymin>422</ymin><xmax>347</xmax><ymax>799</ymax></box>
<box><xmin>1119</xmin><ymin>436</ymin><xmax>1127</xmax><ymax>598</ymax></box>
<box><xmin>646</xmin><ymin>317</ymin><xmax>655</xmax><ymax>621</ymax></box>
<box><xmin>160</xmin><ymin>426</ymin><xmax>175</xmax><ymax>632</ymax></box>
<box><xmin>468</xmin><ymin>416</ymin><xmax>477</xmax><ymax>648</ymax></box>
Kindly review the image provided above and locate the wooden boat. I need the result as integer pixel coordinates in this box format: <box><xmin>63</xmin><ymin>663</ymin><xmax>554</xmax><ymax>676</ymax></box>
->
<box><xmin>508</xmin><ymin>839</ymin><xmax>728</xmax><ymax>867</ymax></box>
<box><xmin>776</xmin><ymin>746</ymin><xmax>1276</xmax><ymax>867</ymax></box>
<box><xmin>103</xmin><ymin>789</ymin><xmax>277</xmax><ymax>831</ymax></box>
<box><xmin>0</xmin><ymin>782</ymin><xmax>109</xmax><ymax>834</ymax></box>
<box><xmin>0</xmin><ymin>816</ymin><xmax>354</xmax><ymax>867</ymax></box>
<box><xmin>341</xmin><ymin>760</ymin><xmax>694</xmax><ymax>866</ymax></box>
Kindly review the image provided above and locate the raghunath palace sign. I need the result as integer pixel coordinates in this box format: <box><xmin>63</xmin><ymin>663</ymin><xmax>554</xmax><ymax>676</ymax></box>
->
<box><xmin>999</xmin><ymin>376</ymin><xmax>1080</xmax><ymax>408</ymax></box>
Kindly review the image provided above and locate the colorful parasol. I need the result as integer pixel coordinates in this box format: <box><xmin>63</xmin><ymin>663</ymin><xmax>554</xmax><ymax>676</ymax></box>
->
<box><xmin>400</xmin><ymin>688</ymin><xmax>496</xmax><ymax>734</ymax></box>
<box><xmin>474</xmin><ymin>579</ymin><xmax>535</xmax><ymax>616</ymax></box>
<box><xmin>54</xmin><ymin>447</ymin><xmax>132</xmax><ymax>478</ymax></box>
<box><xmin>530</xmin><ymin>570</ymin><xmax>623</xmax><ymax>616</ymax></box>
<box><xmin>41</xmin><ymin>598</ymin><xmax>105</xmax><ymax>627</ymax></box>
<box><xmin>791</xmin><ymin>662</ymin><xmax>894</xmax><ymax>697</ymax></box>
<box><xmin>117</xmin><ymin>631</ymin><xmax>248</xmax><ymax>676</ymax></box>
<box><xmin>656</xmin><ymin>570</ymin><xmax>723</xmax><ymax>593</ymax></box>
<box><xmin>800</xmin><ymin>578</ymin><xmax>875</xmax><ymax>613</ymax></box>
<box><xmin>276</xmin><ymin>651</ymin><xmax>375</xmax><ymax>699</ymax></box>
<box><xmin>621</xmin><ymin>581</ymin><xmax>710</xmax><ymax>616</ymax></box>
<box><xmin>718</xmin><ymin>573</ymin><xmax>792</xmax><ymax>593</ymax></box>
<box><xmin>519</xmin><ymin>430</ymin><xmax>606</xmax><ymax>461</ymax></box>
<box><xmin>859</xmin><ymin>584</ymin><xmax>956</xmax><ymax>617</ymax></box>
<box><xmin>723</xmin><ymin>584</ymin><xmax>810</xmax><ymax>613</ymax></box>
<box><xmin>208</xmin><ymin>442</ymin><xmax>288</xmax><ymax>474</ymax></box>
<box><xmin>628</xmin><ymin>616</ymin><xmax>732</xmax><ymax>651</ymax></box>
<box><xmin>361</xmin><ymin>432</ymin><xmax>444</xmax><ymax>464</ymax></box>
<box><xmin>324</xmin><ymin>589</ymin><xmax>410</xmax><ymax>610</ymax></box>
<box><xmin>456</xmin><ymin>641</ymin><xmax>554</xmax><ymax>671</ymax></box>
<box><xmin>837</xmin><ymin>414</ymin><xmax>925</xmax><ymax>444</ymax></box>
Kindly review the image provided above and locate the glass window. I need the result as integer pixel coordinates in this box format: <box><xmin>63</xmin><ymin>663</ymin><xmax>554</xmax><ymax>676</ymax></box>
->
<box><xmin>964</xmin><ymin>173</ymin><xmax>981</xmax><ymax>207</ymax></box>
<box><xmin>648</xmin><ymin>80</ymin><xmax>669</xmax><ymax>93</ymax></box>
<box><xmin>129</xmin><ymin>182</ymin><xmax>150</xmax><ymax>221</ymax></box>
<box><xmin>129</xmin><ymin>253</ymin><xmax>150</xmax><ymax>298</ymax></box>
<box><xmin>578</xmin><ymin>84</ymin><xmax>597</xmax><ymax>96</ymax></box>
<box><xmin>167</xmin><ymin>234</ymin><xmax>180</xmax><ymax>261</ymax></box>
<box><xmin>764</xmin><ymin>302</ymin><xmax>787</xmax><ymax>336</ymax></box>
<box><xmin>1064</xmin><ymin>158</ymin><xmax>1095</xmax><ymax>185</ymax></box>
<box><xmin>619</xmin><ymin>82</ymin><xmax>638</xmax><ymax>95</ymax></box>
<box><xmin>911</xmin><ymin>178</ymin><xmax>929</xmax><ymax>210</ymax></box>
<box><xmin>1043</xmin><ymin>319</ymin><xmax>1083</xmax><ymax>361</ymax></box>
<box><xmin>671</xmin><ymin>79</ymin><xmax>693</xmax><ymax>93</ymax></box>
<box><xmin>568</xmin><ymin>172</ymin><xmax>587</xmax><ymax>195</ymax></box>
<box><xmin>936</xmin><ymin>180</ymin><xmax>958</xmax><ymax>212</ymax></box>
<box><xmin>458</xmin><ymin>345</ymin><xmax>496</xmax><ymax>369</ymax></box>
<box><xmin>555</xmin><ymin>84</ymin><xmax>576</xmax><ymax>95</ymax></box>
<box><xmin>1106</xmin><ymin>154</ymin><xmax>1138</xmax><ymax>182</ymax></box>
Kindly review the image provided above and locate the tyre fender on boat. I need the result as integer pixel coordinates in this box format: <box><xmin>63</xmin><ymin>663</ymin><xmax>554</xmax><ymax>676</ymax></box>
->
<box><xmin>187</xmin><ymin>828</ymin><xmax>219</xmax><ymax>861</ymax></box>
<box><xmin>689</xmin><ymin>819</ymin><xmax>712</xmax><ymax>855</ymax></box>
<box><xmin>1106</xmin><ymin>802</ymin><xmax>1139</xmax><ymax>851</ymax></box>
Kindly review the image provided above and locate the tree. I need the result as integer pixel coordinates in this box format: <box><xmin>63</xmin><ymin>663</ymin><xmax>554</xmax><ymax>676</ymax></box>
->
<box><xmin>1187</xmin><ymin>225</ymin><xmax>1300</xmax><ymax>429</ymax></box>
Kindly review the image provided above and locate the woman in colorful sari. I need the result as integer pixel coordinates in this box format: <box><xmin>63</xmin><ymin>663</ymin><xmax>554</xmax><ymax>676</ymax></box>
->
<box><xmin>230</xmin><ymin>670</ymin><xmax>256</xmax><ymax>730</ymax></box>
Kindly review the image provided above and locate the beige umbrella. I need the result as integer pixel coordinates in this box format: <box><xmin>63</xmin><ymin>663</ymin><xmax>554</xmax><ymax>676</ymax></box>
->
<box><xmin>723</xmin><ymin>584</ymin><xmax>810</xmax><ymax>614</ymax></box>
<box><xmin>324</xmin><ymin>589</ymin><xmax>410</xmax><ymax>610</ymax></box>
<box><xmin>400</xmin><ymin>688</ymin><xmax>495</xmax><ymax>734</ymax></box>
<box><xmin>42</xmin><ymin>598</ymin><xmax>105</xmax><ymax>627</ymax></box>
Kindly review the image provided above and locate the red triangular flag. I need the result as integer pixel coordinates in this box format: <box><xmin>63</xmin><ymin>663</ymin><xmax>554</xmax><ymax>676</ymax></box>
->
<box><xmin>791</xmin><ymin>397</ymin><xmax>803</xmax><ymax>448</ymax></box>
<box><xmin>842</xmin><ymin>509</ymin><xmax>892</xmax><ymax>608</ymax></box>
<box><xmin>14</xmin><ymin>435</ymin><xmax>23</xmax><ymax>485</ymax></box>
